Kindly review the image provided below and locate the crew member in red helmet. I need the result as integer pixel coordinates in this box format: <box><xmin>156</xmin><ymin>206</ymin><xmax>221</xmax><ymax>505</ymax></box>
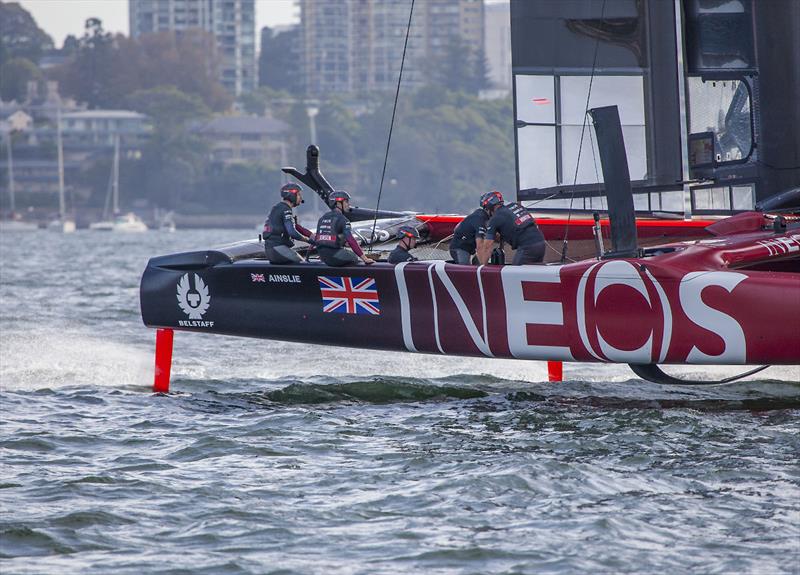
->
<box><xmin>315</xmin><ymin>191</ymin><xmax>375</xmax><ymax>266</ymax></box>
<box><xmin>263</xmin><ymin>183</ymin><xmax>315</xmax><ymax>264</ymax></box>
<box><xmin>476</xmin><ymin>190</ymin><xmax>545</xmax><ymax>265</ymax></box>
<box><xmin>387</xmin><ymin>225</ymin><xmax>420</xmax><ymax>264</ymax></box>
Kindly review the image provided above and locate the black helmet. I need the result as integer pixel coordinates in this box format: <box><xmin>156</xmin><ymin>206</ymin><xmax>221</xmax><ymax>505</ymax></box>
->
<box><xmin>330</xmin><ymin>190</ymin><xmax>351</xmax><ymax>206</ymax></box>
<box><xmin>396</xmin><ymin>225</ymin><xmax>420</xmax><ymax>240</ymax></box>
<box><xmin>480</xmin><ymin>190</ymin><xmax>504</xmax><ymax>211</ymax></box>
<box><xmin>281</xmin><ymin>183</ymin><xmax>303</xmax><ymax>206</ymax></box>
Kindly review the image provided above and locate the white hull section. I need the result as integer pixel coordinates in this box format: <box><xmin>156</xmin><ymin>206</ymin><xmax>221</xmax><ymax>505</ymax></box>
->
<box><xmin>90</xmin><ymin>213</ymin><xmax>149</xmax><ymax>233</ymax></box>
<box><xmin>47</xmin><ymin>219</ymin><xmax>76</xmax><ymax>233</ymax></box>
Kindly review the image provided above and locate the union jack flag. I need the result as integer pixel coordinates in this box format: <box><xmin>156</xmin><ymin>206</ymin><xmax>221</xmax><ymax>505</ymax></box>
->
<box><xmin>318</xmin><ymin>276</ymin><xmax>380</xmax><ymax>315</ymax></box>
<box><xmin>251</xmin><ymin>273</ymin><xmax>266</xmax><ymax>282</ymax></box>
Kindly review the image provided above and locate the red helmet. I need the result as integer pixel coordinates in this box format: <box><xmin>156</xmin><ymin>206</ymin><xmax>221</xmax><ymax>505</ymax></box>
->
<box><xmin>480</xmin><ymin>190</ymin><xmax>504</xmax><ymax>210</ymax></box>
<box><xmin>280</xmin><ymin>183</ymin><xmax>302</xmax><ymax>206</ymax></box>
<box><xmin>329</xmin><ymin>190</ymin><xmax>351</xmax><ymax>206</ymax></box>
<box><xmin>396</xmin><ymin>225</ymin><xmax>420</xmax><ymax>240</ymax></box>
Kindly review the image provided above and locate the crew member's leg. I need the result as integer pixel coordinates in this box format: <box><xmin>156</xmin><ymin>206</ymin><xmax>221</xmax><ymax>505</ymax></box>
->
<box><xmin>512</xmin><ymin>241</ymin><xmax>545</xmax><ymax>265</ymax></box>
<box><xmin>319</xmin><ymin>248</ymin><xmax>359</xmax><ymax>267</ymax></box>
<box><xmin>449</xmin><ymin>248</ymin><xmax>472</xmax><ymax>264</ymax></box>
<box><xmin>265</xmin><ymin>244</ymin><xmax>303</xmax><ymax>264</ymax></box>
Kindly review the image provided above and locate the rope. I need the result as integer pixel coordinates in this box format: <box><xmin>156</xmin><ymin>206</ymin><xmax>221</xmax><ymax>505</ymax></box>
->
<box><xmin>560</xmin><ymin>0</ymin><xmax>607</xmax><ymax>263</ymax></box>
<box><xmin>370</xmin><ymin>0</ymin><xmax>415</xmax><ymax>245</ymax></box>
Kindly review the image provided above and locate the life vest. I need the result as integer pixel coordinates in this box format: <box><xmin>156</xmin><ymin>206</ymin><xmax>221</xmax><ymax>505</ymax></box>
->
<box><xmin>490</xmin><ymin>202</ymin><xmax>542</xmax><ymax>249</ymax></box>
<box><xmin>263</xmin><ymin>202</ymin><xmax>292</xmax><ymax>247</ymax></box>
<box><xmin>315</xmin><ymin>210</ymin><xmax>346</xmax><ymax>248</ymax></box>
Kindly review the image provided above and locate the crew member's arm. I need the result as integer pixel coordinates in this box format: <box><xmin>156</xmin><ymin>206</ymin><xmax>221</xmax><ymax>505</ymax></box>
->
<box><xmin>283</xmin><ymin>212</ymin><xmax>313</xmax><ymax>242</ymax></box>
<box><xmin>476</xmin><ymin>238</ymin><xmax>494</xmax><ymax>265</ymax></box>
<box><xmin>477</xmin><ymin>217</ymin><xmax>498</xmax><ymax>264</ymax></box>
<box><xmin>344</xmin><ymin>223</ymin><xmax>374</xmax><ymax>264</ymax></box>
<box><xmin>474</xmin><ymin>220</ymin><xmax>489</xmax><ymax>264</ymax></box>
<box><xmin>296</xmin><ymin>223</ymin><xmax>315</xmax><ymax>244</ymax></box>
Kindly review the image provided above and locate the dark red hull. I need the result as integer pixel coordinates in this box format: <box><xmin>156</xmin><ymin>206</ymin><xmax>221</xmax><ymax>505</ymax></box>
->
<box><xmin>140</xmin><ymin>217</ymin><xmax>799</xmax><ymax>367</ymax></box>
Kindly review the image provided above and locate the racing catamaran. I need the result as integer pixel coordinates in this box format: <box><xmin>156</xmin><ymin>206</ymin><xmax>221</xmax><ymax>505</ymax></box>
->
<box><xmin>139</xmin><ymin>0</ymin><xmax>799</xmax><ymax>392</ymax></box>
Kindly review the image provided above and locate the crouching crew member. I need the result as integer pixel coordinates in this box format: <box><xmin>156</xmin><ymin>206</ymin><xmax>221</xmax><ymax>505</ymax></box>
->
<box><xmin>315</xmin><ymin>191</ymin><xmax>375</xmax><ymax>266</ymax></box>
<box><xmin>477</xmin><ymin>190</ymin><xmax>545</xmax><ymax>265</ymax></box>
<box><xmin>263</xmin><ymin>183</ymin><xmax>314</xmax><ymax>264</ymax></box>
<box><xmin>450</xmin><ymin>205</ymin><xmax>487</xmax><ymax>264</ymax></box>
<box><xmin>387</xmin><ymin>226</ymin><xmax>420</xmax><ymax>264</ymax></box>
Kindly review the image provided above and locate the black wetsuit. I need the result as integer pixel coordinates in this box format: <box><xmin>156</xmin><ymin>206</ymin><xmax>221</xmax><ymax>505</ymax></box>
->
<box><xmin>387</xmin><ymin>245</ymin><xmax>417</xmax><ymax>264</ymax></box>
<box><xmin>485</xmin><ymin>202</ymin><xmax>545</xmax><ymax>265</ymax></box>
<box><xmin>450</xmin><ymin>208</ymin><xmax>486</xmax><ymax>264</ymax></box>
<box><xmin>263</xmin><ymin>201</ymin><xmax>313</xmax><ymax>264</ymax></box>
<box><xmin>315</xmin><ymin>209</ymin><xmax>364</xmax><ymax>266</ymax></box>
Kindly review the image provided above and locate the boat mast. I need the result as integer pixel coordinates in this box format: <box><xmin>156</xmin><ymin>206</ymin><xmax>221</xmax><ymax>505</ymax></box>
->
<box><xmin>112</xmin><ymin>134</ymin><xmax>120</xmax><ymax>215</ymax></box>
<box><xmin>673</xmin><ymin>0</ymin><xmax>692</xmax><ymax>220</ymax></box>
<box><xmin>56</xmin><ymin>106</ymin><xmax>66</xmax><ymax>220</ymax></box>
<box><xmin>4</xmin><ymin>129</ymin><xmax>14</xmax><ymax>214</ymax></box>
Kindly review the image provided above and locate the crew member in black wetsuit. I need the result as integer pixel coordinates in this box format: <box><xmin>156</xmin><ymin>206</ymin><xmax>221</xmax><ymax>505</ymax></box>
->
<box><xmin>263</xmin><ymin>183</ymin><xmax>315</xmax><ymax>264</ymax></box>
<box><xmin>477</xmin><ymin>190</ymin><xmax>545</xmax><ymax>265</ymax></box>
<box><xmin>315</xmin><ymin>191</ymin><xmax>375</xmax><ymax>267</ymax></box>
<box><xmin>450</xmin><ymin>205</ymin><xmax>487</xmax><ymax>264</ymax></box>
<box><xmin>387</xmin><ymin>226</ymin><xmax>420</xmax><ymax>264</ymax></box>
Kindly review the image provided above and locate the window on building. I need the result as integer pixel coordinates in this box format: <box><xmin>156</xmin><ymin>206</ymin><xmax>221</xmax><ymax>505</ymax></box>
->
<box><xmin>515</xmin><ymin>73</ymin><xmax>646</xmax><ymax>191</ymax></box>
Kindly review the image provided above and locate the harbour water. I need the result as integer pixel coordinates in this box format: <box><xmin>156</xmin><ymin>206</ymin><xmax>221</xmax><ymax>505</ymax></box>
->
<box><xmin>1</xmin><ymin>230</ymin><xmax>799</xmax><ymax>574</ymax></box>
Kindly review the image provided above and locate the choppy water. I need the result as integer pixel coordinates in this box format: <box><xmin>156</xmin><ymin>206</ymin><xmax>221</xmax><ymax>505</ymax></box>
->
<box><xmin>1</xmin><ymin>230</ymin><xmax>799</xmax><ymax>574</ymax></box>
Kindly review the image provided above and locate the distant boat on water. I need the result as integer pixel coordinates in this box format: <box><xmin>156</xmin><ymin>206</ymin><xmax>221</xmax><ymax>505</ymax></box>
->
<box><xmin>47</xmin><ymin>106</ymin><xmax>75</xmax><ymax>233</ymax></box>
<box><xmin>46</xmin><ymin>218</ymin><xmax>76</xmax><ymax>233</ymax></box>
<box><xmin>89</xmin><ymin>135</ymin><xmax>148</xmax><ymax>233</ymax></box>
<box><xmin>90</xmin><ymin>211</ymin><xmax>148</xmax><ymax>233</ymax></box>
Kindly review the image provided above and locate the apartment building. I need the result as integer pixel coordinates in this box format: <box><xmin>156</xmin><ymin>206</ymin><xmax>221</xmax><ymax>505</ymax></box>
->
<box><xmin>129</xmin><ymin>0</ymin><xmax>256</xmax><ymax>96</ymax></box>
<box><xmin>299</xmin><ymin>0</ymin><xmax>484</xmax><ymax>95</ymax></box>
<box><xmin>484</xmin><ymin>1</ymin><xmax>511</xmax><ymax>90</ymax></box>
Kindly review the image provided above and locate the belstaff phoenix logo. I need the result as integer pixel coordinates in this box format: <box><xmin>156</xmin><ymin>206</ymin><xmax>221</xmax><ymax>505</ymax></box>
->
<box><xmin>177</xmin><ymin>273</ymin><xmax>211</xmax><ymax>321</ymax></box>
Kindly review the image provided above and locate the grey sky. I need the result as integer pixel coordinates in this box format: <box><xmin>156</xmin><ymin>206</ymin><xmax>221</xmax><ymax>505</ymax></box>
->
<box><xmin>18</xmin><ymin>0</ymin><xmax>299</xmax><ymax>47</ymax></box>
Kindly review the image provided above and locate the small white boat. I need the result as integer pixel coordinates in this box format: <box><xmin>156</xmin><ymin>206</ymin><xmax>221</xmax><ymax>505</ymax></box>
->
<box><xmin>47</xmin><ymin>218</ymin><xmax>76</xmax><ymax>233</ymax></box>
<box><xmin>111</xmin><ymin>212</ymin><xmax>149</xmax><ymax>233</ymax></box>
<box><xmin>90</xmin><ymin>136</ymin><xmax>148</xmax><ymax>232</ymax></box>
<box><xmin>88</xmin><ymin>220</ymin><xmax>114</xmax><ymax>231</ymax></box>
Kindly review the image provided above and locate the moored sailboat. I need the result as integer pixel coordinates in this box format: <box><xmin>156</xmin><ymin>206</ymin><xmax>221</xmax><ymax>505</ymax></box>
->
<box><xmin>47</xmin><ymin>107</ymin><xmax>76</xmax><ymax>233</ymax></box>
<box><xmin>89</xmin><ymin>135</ymin><xmax>148</xmax><ymax>232</ymax></box>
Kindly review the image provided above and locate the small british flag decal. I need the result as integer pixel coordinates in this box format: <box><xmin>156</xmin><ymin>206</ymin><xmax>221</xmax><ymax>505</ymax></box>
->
<box><xmin>318</xmin><ymin>276</ymin><xmax>380</xmax><ymax>315</ymax></box>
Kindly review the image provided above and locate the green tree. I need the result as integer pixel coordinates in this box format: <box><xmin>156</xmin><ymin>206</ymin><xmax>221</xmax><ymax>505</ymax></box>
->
<box><xmin>426</xmin><ymin>36</ymin><xmax>490</xmax><ymax>95</ymax></box>
<box><xmin>239</xmin><ymin>86</ymin><xmax>292</xmax><ymax>116</ymax></box>
<box><xmin>258</xmin><ymin>26</ymin><xmax>303</xmax><ymax>92</ymax></box>
<box><xmin>429</xmin><ymin>36</ymin><xmax>473</xmax><ymax>93</ymax></box>
<box><xmin>126</xmin><ymin>85</ymin><xmax>211</xmax><ymax>129</ymax></box>
<box><xmin>196</xmin><ymin>163</ymin><xmax>281</xmax><ymax>213</ymax></box>
<box><xmin>469</xmin><ymin>45</ymin><xmax>492</xmax><ymax>93</ymax></box>
<box><xmin>133</xmin><ymin>30</ymin><xmax>231</xmax><ymax>112</ymax></box>
<box><xmin>52</xmin><ymin>26</ymin><xmax>232</xmax><ymax>112</ymax></box>
<box><xmin>0</xmin><ymin>1</ymin><xmax>53</xmax><ymax>65</ymax></box>
<box><xmin>354</xmin><ymin>88</ymin><xmax>515</xmax><ymax>212</ymax></box>
<box><xmin>125</xmin><ymin>86</ymin><xmax>212</xmax><ymax>209</ymax></box>
<box><xmin>0</xmin><ymin>57</ymin><xmax>41</xmax><ymax>101</ymax></box>
<box><xmin>317</xmin><ymin>98</ymin><xmax>359</xmax><ymax>166</ymax></box>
